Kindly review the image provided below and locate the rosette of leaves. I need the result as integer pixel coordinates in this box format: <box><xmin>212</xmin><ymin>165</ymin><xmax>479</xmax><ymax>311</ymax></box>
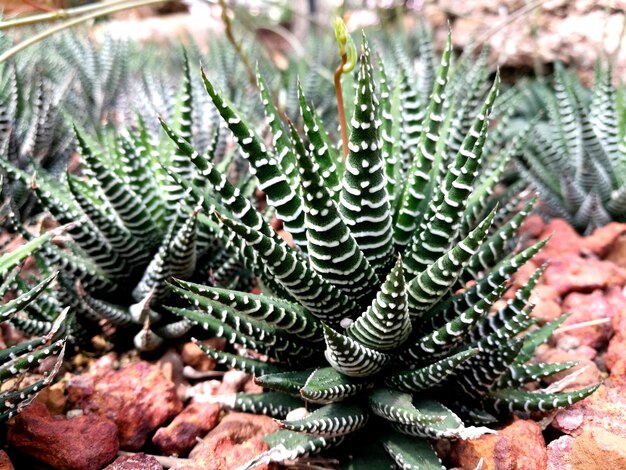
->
<box><xmin>160</xmin><ymin>31</ymin><xmax>597</xmax><ymax>467</ymax></box>
<box><xmin>0</xmin><ymin>52</ymin><xmax>75</xmax><ymax>218</ymax></box>
<box><xmin>1</xmin><ymin>53</ymin><xmax>256</xmax><ymax>351</ymax></box>
<box><xmin>516</xmin><ymin>63</ymin><xmax>626</xmax><ymax>234</ymax></box>
<box><xmin>0</xmin><ymin>228</ymin><xmax>66</xmax><ymax>422</ymax></box>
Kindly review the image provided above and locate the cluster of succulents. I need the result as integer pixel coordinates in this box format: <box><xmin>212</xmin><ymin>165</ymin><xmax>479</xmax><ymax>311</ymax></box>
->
<box><xmin>0</xmin><ymin>50</ymin><xmax>265</xmax><ymax>351</ymax></box>
<box><xmin>153</xmin><ymin>31</ymin><xmax>598</xmax><ymax>466</ymax></box>
<box><xmin>0</xmin><ymin>9</ymin><xmax>611</xmax><ymax>463</ymax></box>
<box><xmin>516</xmin><ymin>63</ymin><xmax>626</xmax><ymax>234</ymax></box>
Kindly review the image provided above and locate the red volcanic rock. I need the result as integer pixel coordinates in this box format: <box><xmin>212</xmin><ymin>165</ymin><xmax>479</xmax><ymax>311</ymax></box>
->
<box><xmin>549</xmin><ymin>427</ymin><xmax>626</xmax><ymax>470</ymax></box>
<box><xmin>582</xmin><ymin>223</ymin><xmax>626</xmax><ymax>257</ymax></box>
<box><xmin>153</xmin><ymin>402</ymin><xmax>222</xmax><ymax>456</ymax></box>
<box><xmin>555</xmin><ymin>290</ymin><xmax>615</xmax><ymax>349</ymax></box>
<box><xmin>189</xmin><ymin>412</ymin><xmax>279</xmax><ymax>460</ymax></box>
<box><xmin>529</xmin><ymin>284</ymin><xmax>562</xmax><ymax>323</ymax></box>
<box><xmin>184</xmin><ymin>436</ymin><xmax>275</xmax><ymax>470</ymax></box>
<box><xmin>67</xmin><ymin>361</ymin><xmax>183</xmax><ymax>450</ymax></box>
<box><xmin>8</xmin><ymin>402</ymin><xmax>118</xmax><ymax>470</ymax></box>
<box><xmin>104</xmin><ymin>453</ymin><xmax>163</xmax><ymax>469</ymax></box>
<box><xmin>448</xmin><ymin>418</ymin><xmax>547</xmax><ymax>470</ymax></box>
<box><xmin>543</xmin><ymin>255</ymin><xmax>626</xmax><ymax>296</ymax></box>
<box><xmin>534</xmin><ymin>219</ymin><xmax>584</xmax><ymax>262</ymax></box>
<box><xmin>571</xmin><ymin>427</ymin><xmax>626</xmax><ymax>470</ymax></box>
<box><xmin>552</xmin><ymin>385</ymin><xmax>626</xmax><ymax>439</ymax></box>
<box><xmin>529</xmin><ymin>219</ymin><xmax>626</xmax><ymax>260</ymax></box>
<box><xmin>181</xmin><ymin>338</ymin><xmax>225</xmax><ymax>372</ymax></box>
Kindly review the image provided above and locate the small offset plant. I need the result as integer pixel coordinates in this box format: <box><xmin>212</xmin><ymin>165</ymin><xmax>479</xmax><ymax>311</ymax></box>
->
<box><xmin>517</xmin><ymin>63</ymin><xmax>626</xmax><ymax>234</ymax></box>
<box><xmin>1</xmin><ymin>53</ymin><xmax>256</xmax><ymax>351</ymax></box>
<box><xmin>0</xmin><ymin>228</ymin><xmax>66</xmax><ymax>422</ymax></box>
<box><xmin>160</xmin><ymin>28</ymin><xmax>597</xmax><ymax>467</ymax></box>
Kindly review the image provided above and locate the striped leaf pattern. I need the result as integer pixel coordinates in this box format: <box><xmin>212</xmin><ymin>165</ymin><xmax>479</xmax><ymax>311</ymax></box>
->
<box><xmin>156</xmin><ymin>31</ymin><xmax>598</xmax><ymax>468</ymax></box>
<box><xmin>339</xmin><ymin>37</ymin><xmax>394</xmax><ymax>272</ymax></box>
<box><xmin>518</xmin><ymin>62</ymin><xmax>626</xmax><ymax>233</ymax></box>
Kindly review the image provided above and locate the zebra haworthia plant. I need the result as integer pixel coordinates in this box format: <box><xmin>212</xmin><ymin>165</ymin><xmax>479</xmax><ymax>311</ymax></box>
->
<box><xmin>162</xmin><ymin>31</ymin><xmax>597</xmax><ymax>467</ymax></box>
<box><xmin>0</xmin><ymin>52</ymin><xmax>255</xmax><ymax>351</ymax></box>
<box><xmin>0</xmin><ymin>227</ymin><xmax>66</xmax><ymax>422</ymax></box>
<box><xmin>517</xmin><ymin>63</ymin><xmax>626</xmax><ymax>234</ymax></box>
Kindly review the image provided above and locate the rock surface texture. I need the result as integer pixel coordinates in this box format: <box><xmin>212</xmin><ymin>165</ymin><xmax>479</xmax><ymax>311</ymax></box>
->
<box><xmin>66</xmin><ymin>361</ymin><xmax>183</xmax><ymax>450</ymax></box>
<box><xmin>8</xmin><ymin>402</ymin><xmax>119</xmax><ymax>470</ymax></box>
<box><xmin>422</xmin><ymin>0</ymin><xmax>626</xmax><ymax>84</ymax></box>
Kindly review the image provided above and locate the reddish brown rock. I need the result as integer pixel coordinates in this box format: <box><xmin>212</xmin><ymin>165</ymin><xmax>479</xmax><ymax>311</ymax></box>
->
<box><xmin>157</xmin><ymin>349</ymin><xmax>185</xmax><ymax>383</ymax></box>
<box><xmin>0</xmin><ymin>450</ymin><xmax>14</xmax><ymax>470</ymax></box>
<box><xmin>606</xmin><ymin>234</ymin><xmax>626</xmax><ymax>268</ymax></box>
<box><xmin>608</xmin><ymin>359</ymin><xmax>626</xmax><ymax>387</ymax></box>
<box><xmin>533</xmin><ymin>344</ymin><xmax>601</xmax><ymax>390</ymax></box>
<box><xmin>8</xmin><ymin>402</ymin><xmax>118</xmax><ymax>470</ymax></box>
<box><xmin>570</xmin><ymin>427</ymin><xmax>626</xmax><ymax>470</ymax></box>
<box><xmin>182</xmin><ymin>436</ymin><xmax>275</xmax><ymax>470</ymax></box>
<box><xmin>189</xmin><ymin>412</ymin><xmax>279</xmax><ymax>461</ymax></box>
<box><xmin>530</xmin><ymin>216</ymin><xmax>625</xmax><ymax>260</ymax></box>
<box><xmin>582</xmin><ymin>223</ymin><xmax>626</xmax><ymax>257</ymax></box>
<box><xmin>547</xmin><ymin>434</ymin><xmax>574</xmax><ymax>470</ymax></box>
<box><xmin>67</xmin><ymin>361</ymin><xmax>183</xmax><ymax>450</ymax></box>
<box><xmin>534</xmin><ymin>219</ymin><xmax>584</xmax><ymax>263</ymax></box>
<box><xmin>556</xmin><ymin>290</ymin><xmax>615</xmax><ymax>349</ymax></box>
<box><xmin>181</xmin><ymin>339</ymin><xmax>220</xmax><ymax>372</ymax></box>
<box><xmin>606</xmin><ymin>286</ymin><xmax>626</xmax><ymax>331</ymax></box>
<box><xmin>519</xmin><ymin>213</ymin><xmax>545</xmax><ymax>239</ymax></box>
<box><xmin>529</xmin><ymin>283</ymin><xmax>562</xmax><ymax>323</ymax></box>
<box><xmin>543</xmin><ymin>255</ymin><xmax>626</xmax><ymax>296</ymax></box>
<box><xmin>605</xmin><ymin>287</ymin><xmax>626</xmax><ymax>375</ymax></box>
<box><xmin>606</xmin><ymin>335</ymin><xmax>626</xmax><ymax>372</ymax></box>
<box><xmin>552</xmin><ymin>385</ymin><xmax>626</xmax><ymax>439</ymax></box>
<box><xmin>104</xmin><ymin>453</ymin><xmax>163</xmax><ymax>469</ymax></box>
<box><xmin>34</xmin><ymin>381</ymin><xmax>66</xmax><ymax>415</ymax></box>
<box><xmin>153</xmin><ymin>402</ymin><xmax>222</xmax><ymax>456</ymax></box>
<box><xmin>531</xmin><ymin>298</ymin><xmax>563</xmax><ymax>324</ymax></box>
<box><xmin>448</xmin><ymin>419</ymin><xmax>547</xmax><ymax>470</ymax></box>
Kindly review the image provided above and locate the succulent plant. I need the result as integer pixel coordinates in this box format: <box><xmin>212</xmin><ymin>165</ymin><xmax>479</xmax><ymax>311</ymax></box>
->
<box><xmin>0</xmin><ymin>51</ymin><xmax>76</xmax><ymax>218</ymax></box>
<box><xmin>516</xmin><ymin>63</ymin><xmax>626</xmax><ymax>234</ymax></box>
<box><xmin>0</xmin><ymin>227</ymin><xmax>66</xmax><ymax>422</ymax></box>
<box><xmin>159</xmin><ymin>31</ymin><xmax>597</xmax><ymax>467</ymax></box>
<box><xmin>0</xmin><ymin>52</ymin><xmax>257</xmax><ymax>351</ymax></box>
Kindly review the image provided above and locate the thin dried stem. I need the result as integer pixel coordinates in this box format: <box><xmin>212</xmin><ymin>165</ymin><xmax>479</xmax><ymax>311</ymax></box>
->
<box><xmin>0</xmin><ymin>0</ymin><xmax>178</xmax><ymax>64</ymax></box>
<box><xmin>0</xmin><ymin>0</ymin><xmax>129</xmax><ymax>30</ymax></box>
<box><xmin>217</xmin><ymin>0</ymin><xmax>256</xmax><ymax>89</ymax></box>
<box><xmin>554</xmin><ymin>317</ymin><xmax>611</xmax><ymax>334</ymax></box>
<box><xmin>335</xmin><ymin>53</ymin><xmax>349</xmax><ymax>160</ymax></box>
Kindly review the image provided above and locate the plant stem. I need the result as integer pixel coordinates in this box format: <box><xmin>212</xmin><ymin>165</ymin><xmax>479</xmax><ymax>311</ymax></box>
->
<box><xmin>0</xmin><ymin>0</ymin><xmax>177</xmax><ymax>64</ymax></box>
<box><xmin>217</xmin><ymin>0</ymin><xmax>256</xmax><ymax>89</ymax></box>
<box><xmin>335</xmin><ymin>53</ymin><xmax>348</xmax><ymax>160</ymax></box>
<box><xmin>0</xmin><ymin>0</ymin><xmax>129</xmax><ymax>30</ymax></box>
